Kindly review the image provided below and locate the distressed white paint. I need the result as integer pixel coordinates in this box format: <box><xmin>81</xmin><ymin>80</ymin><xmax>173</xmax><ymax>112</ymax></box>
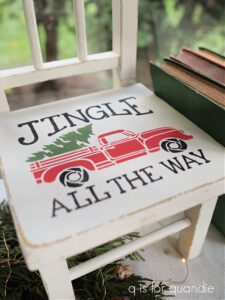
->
<box><xmin>22</xmin><ymin>0</ymin><xmax>43</xmax><ymax>69</ymax></box>
<box><xmin>113</xmin><ymin>0</ymin><xmax>138</xmax><ymax>87</ymax></box>
<box><xmin>73</xmin><ymin>0</ymin><xmax>88</xmax><ymax>61</ymax></box>
<box><xmin>18</xmin><ymin>172</ymin><xmax>223</xmax><ymax>271</ymax></box>
<box><xmin>0</xmin><ymin>84</ymin><xmax>224</xmax><ymax>271</ymax></box>
<box><xmin>0</xmin><ymin>81</ymin><xmax>9</xmax><ymax>112</ymax></box>
<box><xmin>0</xmin><ymin>52</ymin><xmax>119</xmax><ymax>89</ymax></box>
<box><xmin>178</xmin><ymin>197</ymin><xmax>218</xmax><ymax>259</ymax></box>
<box><xmin>0</xmin><ymin>1</ymin><xmax>223</xmax><ymax>298</ymax></box>
<box><xmin>69</xmin><ymin>218</ymin><xmax>191</xmax><ymax>280</ymax></box>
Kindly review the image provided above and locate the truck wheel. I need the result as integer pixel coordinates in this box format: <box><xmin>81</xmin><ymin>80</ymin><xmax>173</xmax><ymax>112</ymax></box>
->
<box><xmin>59</xmin><ymin>167</ymin><xmax>89</xmax><ymax>188</ymax></box>
<box><xmin>161</xmin><ymin>138</ymin><xmax>187</xmax><ymax>153</ymax></box>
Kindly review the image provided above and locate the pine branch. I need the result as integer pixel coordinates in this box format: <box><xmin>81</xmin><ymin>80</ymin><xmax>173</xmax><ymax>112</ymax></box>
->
<box><xmin>0</xmin><ymin>201</ymin><xmax>173</xmax><ymax>299</ymax></box>
<box><xmin>26</xmin><ymin>124</ymin><xmax>93</xmax><ymax>162</ymax></box>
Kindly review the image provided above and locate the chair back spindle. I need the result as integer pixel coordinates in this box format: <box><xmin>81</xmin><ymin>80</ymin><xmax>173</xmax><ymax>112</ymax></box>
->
<box><xmin>0</xmin><ymin>0</ymin><xmax>138</xmax><ymax>113</ymax></box>
<box><xmin>73</xmin><ymin>0</ymin><xmax>88</xmax><ymax>61</ymax></box>
<box><xmin>22</xmin><ymin>0</ymin><xmax>43</xmax><ymax>70</ymax></box>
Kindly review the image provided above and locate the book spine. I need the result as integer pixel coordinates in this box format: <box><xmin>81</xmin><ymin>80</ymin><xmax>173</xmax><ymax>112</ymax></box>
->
<box><xmin>198</xmin><ymin>47</ymin><xmax>225</xmax><ymax>59</ymax></box>
<box><xmin>165</xmin><ymin>58</ymin><xmax>225</xmax><ymax>89</ymax></box>
<box><xmin>150</xmin><ymin>63</ymin><xmax>225</xmax><ymax>146</ymax></box>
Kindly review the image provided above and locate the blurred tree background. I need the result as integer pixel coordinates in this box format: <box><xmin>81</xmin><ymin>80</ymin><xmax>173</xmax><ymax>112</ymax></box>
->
<box><xmin>0</xmin><ymin>0</ymin><xmax>224</xmax><ymax>108</ymax></box>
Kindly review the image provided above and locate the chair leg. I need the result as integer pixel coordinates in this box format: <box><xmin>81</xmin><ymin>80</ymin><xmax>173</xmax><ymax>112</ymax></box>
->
<box><xmin>177</xmin><ymin>197</ymin><xmax>218</xmax><ymax>260</ymax></box>
<box><xmin>39</xmin><ymin>259</ymin><xmax>75</xmax><ymax>300</ymax></box>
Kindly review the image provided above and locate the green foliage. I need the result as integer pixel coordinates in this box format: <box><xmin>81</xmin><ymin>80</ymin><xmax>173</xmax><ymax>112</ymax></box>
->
<box><xmin>0</xmin><ymin>202</ymin><xmax>47</xmax><ymax>300</ymax></box>
<box><xmin>0</xmin><ymin>0</ymin><xmax>224</xmax><ymax>69</ymax></box>
<box><xmin>26</xmin><ymin>124</ymin><xmax>93</xmax><ymax>162</ymax></box>
<box><xmin>73</xmin><ymin>267</ymin><xmax>172</xmax><ymax>300</ymax></box>
<box><xmin>0</xmin><ymin>0</ymin><xmax>31</xmax><ymax>68</ymax></box>
<box><xmin>164</xmin><ymin>0</ymin><xmax>185</xmax><ymax>28</ymax></box>
<box><xmin>192</xmin><ymin>5</ymin><xmax>203</xmax><ymax>25</ymax></box>
<box><xmin>26</xmin><ymin>151</ymin><xmax>46</xmax><ymax>162</ymax></box>
<box><xmin>137</xmin><ymin>0</ymin><xmax>224</xmax><ymax>61</ymax></box>
<box><xmin>0</xmin><ymin>201</ymin><xmax>173</xmax><ymax>300</ymax></box>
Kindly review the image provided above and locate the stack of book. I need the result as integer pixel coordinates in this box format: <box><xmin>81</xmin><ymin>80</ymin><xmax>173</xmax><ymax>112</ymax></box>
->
<box><xmin>150</xmin><ymin>47</ymin><xmax>225</xmax><ymax>235</ymax></box>
<box><xmin>150</xmin><ymin>47</ymin><xmax>224</xmax><ymax>145</ymax></box>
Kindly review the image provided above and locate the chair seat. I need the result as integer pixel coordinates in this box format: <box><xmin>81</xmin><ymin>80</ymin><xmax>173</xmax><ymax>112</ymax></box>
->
<box><xmin>0</xmin><ymin>84</ymin><xmax>224</xmax><ymax>263</ymax></box>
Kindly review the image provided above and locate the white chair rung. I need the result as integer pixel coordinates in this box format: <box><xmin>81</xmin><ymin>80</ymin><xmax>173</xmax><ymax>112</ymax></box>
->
<box><xmin>69</xmin><ymin>217</ymin><xmax>191</xmax><ymax>280</ymax></box>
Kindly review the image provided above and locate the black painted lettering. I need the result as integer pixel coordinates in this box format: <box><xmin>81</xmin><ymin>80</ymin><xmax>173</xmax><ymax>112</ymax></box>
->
<box><xmin>52</xmin><ymin>198</ymin><xmax>72</xmax><ymax>217</ymax></box>
<box><xmin>62</xmin><ymin>110</ymin><xmax>90</xmax><ymax>127</ymax></box>
<box><xmin>182</xmin><ymin>154</ymin><xmax>202</xmax><ymax>169</ymax></box>
<box><xmin>189</xmin><ymin>149</ymin><xmax>211</xmax><ymax>164</ymax></box>
<box><xmin>86</xmin><ymin>185</ymin><xmax>111</xmax><ymax>203</ymax></box>
<box><xmin>159</xmin><ymin>157</ymin><xmax>186</xmax><ymax>174</ymax></box>
<box><xmin>68</xmin><ymin>190</ymin><xmax>92</xmax><ymax>210</ymax></box>
<box><xmin>139</xmin><ymin>165</ymin><xmax>163</xmax><ymax>183</ymax></box>
<box><xmin>106</xmin><ymin>176</ymin><xmax>126</xmax><ymax>194</ymax></box>
<box><xmin>41</xmin><ymin>114</ymin><xmax>67</xmax><ymax>137</ymax></box>
<box><xmin>85</xmin><ymin>105</ymin><xmax>110</xmax><ymax>120</ymax></box>
<box><xmin>119</xmin><ymin>97</ymin><xmax>153</xmax><ymax>116</ymax></box>
<box><xmin>122</xmin><ymin>171</ymin><xmax>148</xmax><ymax>190</ymax></box>
<box><xmin>102</xmin><ymin>102</ymin><xmax>133</xmax><ymax>116</ymax></box>
<box><xmin>18</xmin><ymin>120</ymin><xmax>39</xmax><ymax>145</ymax></box>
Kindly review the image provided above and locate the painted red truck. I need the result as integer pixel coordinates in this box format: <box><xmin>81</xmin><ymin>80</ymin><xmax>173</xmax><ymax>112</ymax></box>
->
<box><xmin>30</xmin><ymin>127</ymin><xmax>193</xmax><ymax>187</ymax></box>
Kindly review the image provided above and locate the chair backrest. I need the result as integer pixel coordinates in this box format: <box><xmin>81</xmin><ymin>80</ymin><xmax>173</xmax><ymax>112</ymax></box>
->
<box><xmin>0</xmin><ymin>0</ymin><xmax>138</xmax><ymax>113</ymax></box>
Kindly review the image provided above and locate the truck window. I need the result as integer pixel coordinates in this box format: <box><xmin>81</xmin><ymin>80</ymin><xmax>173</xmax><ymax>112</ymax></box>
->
<box><xmin>105</xmin><ymin>132</ymin><xmax>129</xmax><ymax>144</ymax></box>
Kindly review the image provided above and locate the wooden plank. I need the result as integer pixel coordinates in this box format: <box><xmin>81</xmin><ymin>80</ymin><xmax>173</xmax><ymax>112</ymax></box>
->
<box><xmin>22</xmin><ymin>0</ymin><xmax>43</xmax><ymax>69</ymax></box>
<box><xmin>69</xmin><ymin>218</ymin><xmax>191</xmax><ymax>280</ymax></box>
<box><xmin>113</xmin><ymin>0</ymin><xmax>138</xmax><ymax>87</ymax></box>
<box><xmin>1</xmin><ymin>84</ymin><xmax>223</xmax><ymax>270</ymax></box>
<box><xmin>39</xmin><ymin>259</ymin><xmax>75</xmax><ymax>299</ymax></box>
<box><xmin>112</xmin><ymin>0</ymin><xmax>121</xmax><ymax>88</ymax></box>
<box><xmin>73</xmin><ymin>0</ymin><xmax>88</xmax><ymax>61</ymax></box>
<box><xmin>177</xmin><ymin>197</ymin><xmax>218</xmax><ymax>260</ymax></box>
<box><xmin>0</xmin><ymin>52</ymin><xmax>119</xmax><ymax>89</ymax></box>
<box><xmin>24</xmin><ymin>177</ymin><xmax>224</xmax><ymax>270</ymax></box>
<box><xmin>0</xmin><ymin>81</ymin><xmax>9</xmax><ymax>113</ymax></box>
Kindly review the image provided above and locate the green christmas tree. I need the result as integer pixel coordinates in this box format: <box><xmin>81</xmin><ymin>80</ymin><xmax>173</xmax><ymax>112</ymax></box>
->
<box><xmin>27</xmin><ymin>124</ymin><xmax>93</xmax><ymax>162</ymax></box>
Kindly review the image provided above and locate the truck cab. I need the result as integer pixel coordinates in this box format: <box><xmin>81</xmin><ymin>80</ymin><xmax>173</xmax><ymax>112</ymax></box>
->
<box><xmin>98</xmin><ymin>130</ymin><xmax>146</xmax><ymax>162</ymax></box>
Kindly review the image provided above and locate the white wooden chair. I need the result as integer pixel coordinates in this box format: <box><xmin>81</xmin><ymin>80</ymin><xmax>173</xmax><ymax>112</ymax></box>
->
<box><xmin>0</xmin><ymin>1</ymin><xmax>224</xmax><ymax>299</ymax></box>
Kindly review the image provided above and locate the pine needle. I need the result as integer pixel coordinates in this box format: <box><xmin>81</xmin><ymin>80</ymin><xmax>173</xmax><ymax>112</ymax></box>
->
<box><xmin>0</xmin><ymin>201</ymin><xmax>173</xmax><ymax>299</ymax></box>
